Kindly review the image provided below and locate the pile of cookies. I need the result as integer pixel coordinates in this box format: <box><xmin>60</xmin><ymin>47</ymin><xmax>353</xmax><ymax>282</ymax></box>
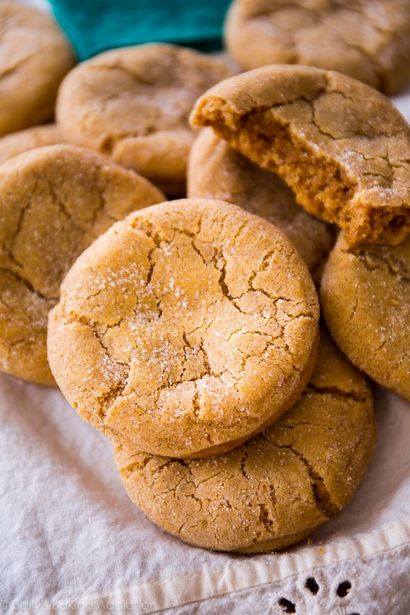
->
<box><xmin>0</xmin><ymin>2</ymin><xmax>409</xmax><ymax>554</ymax></box>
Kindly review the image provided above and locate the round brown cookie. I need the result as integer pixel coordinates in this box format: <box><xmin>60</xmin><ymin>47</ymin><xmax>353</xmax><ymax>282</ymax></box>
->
<box><xmin>0</xmin><ymin>125</ymin><xmax>63</xmax><ymax>165</ymax></box>
<box><xmin>0</xmin><ymin>3</ymin><xmax>74</xmax><ymax>136</ymax></box>
<box><xmin>115</xmin><ymin>333</ymin><xmax>375</xmax><ymax>553</ymax></box>
<box><xmin>48</xmin><ymin>198</ymin><xmax>319</xmax><ymax>458</ymax></box>
<box><xmin>188</xmin><ymin>128</ymin><xmax>334</xmax><ymax>278</ymax></box>
<box><xmin>321</xmin><ymin>233</ymin><xmax>410</xmax><ymax>401</ymax></box>
<box><xmin>56</xmin><ymin>44</ymin><xmax>232</xmax><ymax>195</ymax></box>
<box><xmin>191</xmin><ymin>65</ymin><xmax>410</xmax><ymax>247</ymax></box>
<box><xmin>0</xmin><ymin>144</ymin><xmax>164</xmax><ymax>386</ymax></box>
<box><xmin>225</xmin><ymin>0</ymin><xmax>410</xmax><ymax>95</ymax></box>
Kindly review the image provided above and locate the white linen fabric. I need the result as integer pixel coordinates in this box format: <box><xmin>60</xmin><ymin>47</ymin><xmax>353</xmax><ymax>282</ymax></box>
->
<box><xmin>0</xmin><ymin>377</ymin><xmax>409</xmax><ymax>615</ymax></box>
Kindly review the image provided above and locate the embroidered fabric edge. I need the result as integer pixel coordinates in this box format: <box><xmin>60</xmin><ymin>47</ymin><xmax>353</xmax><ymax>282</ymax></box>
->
<box><xmin>21</xmin><ymin>518</ymin><xmax>410</xmax><ymax>615</ymax></box>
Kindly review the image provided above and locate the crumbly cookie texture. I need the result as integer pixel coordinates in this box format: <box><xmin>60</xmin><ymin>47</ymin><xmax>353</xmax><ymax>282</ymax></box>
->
<box><xmin>56</xmin><ymin>44</ymin><xmax>232</xmax><ymax>195</ymax></box>
<box><xmin>225</xmin><ymin>0</ymin><xmax>410</xmax><ymax>95</ymax></box>
<box><xmin>191</xmin><ymin>65</ymin><xmax>410</xmax><ymax>248</ymax></box>
<box><xmin>0</xmin><ymin>144</ymin><xmax>164</xmax><ymax>386</ymax></box>
<box><xmin>48</xmin><ymin>198</ymin><xmax>319</xmax><ymax>458</ymax></box>
<box><xmin>188</xmin><ymin>128</ymin><xmax>334</xmax><ymax>278</ymax></box>
<box><xmin>0</xmin><ymin>125</ymin><xmax>62</xmax><ymax>165</ymax></box>
<box><xmin>115</xmin><ymin>333</ymin><xmax>375</xmax><ymax>553</ymax></box>
<box><xmin>321</xmin><ymin>233</ymin><xmax>410</xmax><ymax>401</ymax></box>
<box><xmin>0</xmin><ymin>3</ymin><xmax>74</xmax><ymax>136</ymax></box>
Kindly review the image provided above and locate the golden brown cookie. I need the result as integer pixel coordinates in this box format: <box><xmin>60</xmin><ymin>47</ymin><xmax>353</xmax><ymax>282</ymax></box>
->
<box><xmin>225</xmin><ymin>0</ymin><xmax>410</xmax><ymax>95</ymax></box>
<box><xmin>188</xmin><ymin>128</ymin><xmax>334</xmax><ymax>278</ymax></box>
<box><xmin>321</xmin><ymin>233</ymin><xmax>410</xmax><ymax>401</ymax></box>
<box><xmin>191</xmin><ymin>65</ymin><xmax>410</xmax><ymax>247</ymax></box>
<box><xmin>0</xmin><ymin>125</ymin><xmax>62</xmax><ymax>165</ymax></box>
<box><xmin>48</xmin><ymin>198</ymin><xmax>319</xmax><ymax>458</ymax></box>
<box><xmin>115</xmin><ymin>333</ymin><xmax>375</xmax><ymax>553</ymax></box>
<box><xmin>56</xmin><ymin>44</ymin><xmax>232</xmax><ymax>195</ymax></box>
<box><xmin>0</xmin><ymin>3</ymin><xmax>74</xmax><ymax>136</ymax></box>
<box><xmin>0</xmin><ymin>144</ymin><xmax>163</xmax><ymax>386</ymax></box>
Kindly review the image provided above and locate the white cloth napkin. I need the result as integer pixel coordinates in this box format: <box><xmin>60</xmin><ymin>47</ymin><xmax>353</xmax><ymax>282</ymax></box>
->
<box><xmin>0</xmin><ymin>376</ymin><xmax>409</xmax><ymax>614</ymax></box>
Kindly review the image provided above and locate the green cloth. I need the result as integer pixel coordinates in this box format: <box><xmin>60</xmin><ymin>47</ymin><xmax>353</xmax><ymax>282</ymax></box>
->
<box><xmin>49</xmin><ymin>0</ymin><xmax>232</xmax><ymax>60</ymax></box>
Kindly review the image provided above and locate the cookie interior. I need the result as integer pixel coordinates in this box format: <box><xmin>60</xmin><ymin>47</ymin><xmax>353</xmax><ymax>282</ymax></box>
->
<box><xmin>194</xmin><ymin>99</ymin><xmax>409</xmax><ymax>247</ymax></box>
<box><xmin>188</xmin><ymin>128</ymin><xmax>335</xmax><ymax>278</ymax></box>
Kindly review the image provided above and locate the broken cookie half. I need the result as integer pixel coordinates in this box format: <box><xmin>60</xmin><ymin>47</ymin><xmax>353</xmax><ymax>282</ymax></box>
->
<box><xmin>190</xmin><ymin>65</ymin><xmax>410</xmax><ymax>247</ymax></box>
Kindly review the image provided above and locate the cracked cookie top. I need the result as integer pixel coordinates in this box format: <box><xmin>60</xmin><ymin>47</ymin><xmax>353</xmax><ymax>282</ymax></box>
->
<box><xmin>0</xmin><ymin>144</ymin><xmax>164</xmax><ymax>386</ymax></box>
<box><xmin>56</xmin><ymin>44</ymin><xmax>233</xmax><ymax>195</ymax></box>
<box><xmin>225</xmin><ymin>0</ymin><xmax>410</xmax><ymax>94</ymax></box>
<box><xmin>191</xmin><ymin>64</ymin><xmax>410</xmax><ymax>247</ymax></box>
<box><xmin>0</xmin><ymin>3</ymin><xmax>74</xmax><ymax>136</ymax></box>
<box><xmin>48</xmin><ymin>198</ymin><xmax>319</xmax><ymax>458</ymax></box>
<box><xmin>321</xmin><ymin>233</ymin><xmax>410</xmax><ymax>401</ymax></box>
<box><xmin>188</xmin><ymin>127</ymin><xmax>334</xmax><ymax>279</ymax></box>
<box><xmin>0</xmin><ymin>125</ymin><xmax>63</xmax><ymax>165</ymax></box>
<box><xmin>115</xmin><ymin>332</ymin><xmax>375</xmax><ymax>553</ymax></box>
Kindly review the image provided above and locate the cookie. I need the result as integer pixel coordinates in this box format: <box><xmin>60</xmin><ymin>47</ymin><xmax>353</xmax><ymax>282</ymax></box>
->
<box><xmin>191</xmin><ymin>65</ymin><xmax>410</xmax><ymax>247</ymax></box>
<box><xmin>48</xmin><ymin>198</ymin><xmax>319</xmax><ymax>458</ymax></box>
<box><xmin>56</xmin><ymin>44</ymin><xmax>232</xmax><ymax>195</ymax></box>
<box><xmin>0</xmin><ymin>144</ymin><xmax>164</xmax><ymax>386</ymax></box>
<box><xmin>115</xmin><ymin>333</ymin><xmax>375</xmax><ymax>553</ymax></box>
<box><xmin>0</xmin><ymin>3</ymin><xmax>74</xmax><ymax>136</ymax></box>
<box><xmin>321</xmin><ymin>233</ymin><xmax>410</xmax><ymax>401</ymax></box>
<box><xmin>188</xmin><ymin>128</ymin><xmax>334</xmax><ymax>278</ymax></box>
<box><xmin>0</xmin><ymin>125</ymin><xmax>62</xmax><ymax>165</ymax></box>
<box><xmin>225</xmin><ymin>0</ymin><xmax>410</xmax><ymax>95</ymax></box>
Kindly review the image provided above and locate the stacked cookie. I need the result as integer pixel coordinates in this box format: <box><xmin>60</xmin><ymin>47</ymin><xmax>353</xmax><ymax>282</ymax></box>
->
<box><xmin>0</xmin><ymin>3</ymin><xmax>409</xmax><ymax>554</ymax></box>
<box><xmin>45</xmin><ymin>195</ymin><xmax>378</xmax><ymax>553</ymax></box>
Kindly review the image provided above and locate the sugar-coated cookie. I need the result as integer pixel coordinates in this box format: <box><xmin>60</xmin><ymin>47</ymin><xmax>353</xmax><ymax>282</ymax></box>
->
<box><xmin>191</xmin><ymin>65</ymin><xmax>410</xmax><ymax>247</ymax></box>
<box><xmin>188</xmin><ymin>128</ymin><xmax>334</xmax><ymax>278</ymax></box>
<box><xmin>0</xmin><ymin>125</ymin><xmax>62</xmax><ymax>165</ymax></box>
<box><xmin>48</xmin><ymin>199</ymin><xmax>319</xmax><ymax>458</ymax></box>
<box><xmin>0</xmin><ymin>145</ymin><xmax>163</xmax><ymax>385</ymax></box>
<box><xmin>321</xmin><ymin>233</ymin><xmax>410</xmax><ymax>401</ymax></box>
<box><xmin>57</xmin><ymin>44</ymin><xmax>232</xmax><ymax>195</ymax></box>
<box><xmin>115</xmin><ymin>333</ymin><xmax>375</xmax><ymax>553</ymax></box>
<box><xmin>0</xmin><ymin>3</ymin><xmax>74</xmax><ymax>136</ymax></box>
<box><xmin>225</xmin><ymin>0</ymin><xmax>410</xmax><ymax>94</ymax></box>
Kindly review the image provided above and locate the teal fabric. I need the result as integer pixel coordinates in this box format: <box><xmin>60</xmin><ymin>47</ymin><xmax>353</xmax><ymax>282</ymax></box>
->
<box><xmin>49</xmin><ymin>0</ymin><xmax>232</xmax><ymax>60</ymax></box>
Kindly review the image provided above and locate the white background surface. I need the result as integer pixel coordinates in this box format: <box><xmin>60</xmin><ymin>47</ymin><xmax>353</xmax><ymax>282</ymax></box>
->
<box><xmin>0</xmin><ymin>378</ymin><xmax>409</xmax><ymax>614</ymax></box>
